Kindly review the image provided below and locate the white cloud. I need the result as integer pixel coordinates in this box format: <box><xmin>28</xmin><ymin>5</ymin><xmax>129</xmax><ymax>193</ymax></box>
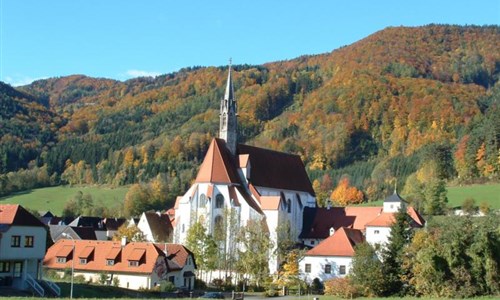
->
<box><xmin>125</xmin><ymin>69</ymin><xmax>161</xmax><ymax>78</ymax></box>
<box><xmin>2</xmin><ymin>75</ymin><xmax>47</xmax><ymax>87</ymax></box>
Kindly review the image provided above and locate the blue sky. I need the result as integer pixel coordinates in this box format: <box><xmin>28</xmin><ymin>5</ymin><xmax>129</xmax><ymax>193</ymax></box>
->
<box><xmin>1</xmin><ymin>0</ymin><xmax>499</xmax><ymax>86</ymax></box>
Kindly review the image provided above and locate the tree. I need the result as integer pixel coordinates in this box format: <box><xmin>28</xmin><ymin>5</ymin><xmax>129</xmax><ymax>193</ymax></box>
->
<box><xmin>185</xmin><ymin>221</ymin><xmax>208</xmax><ymax>276</ymax></box>
<box><xmin>350</xmin><ymin>242</ymin><xmax>386</xmax><ymax>297</ymax></box>
<box><xmin>381</xmin><ymin>206</ymin><xmax>414</xmax><ymax>295</ymax></box>
<box><xmin>423</xmin><ymin>178</ymin><xmax>448</xmax><ymax>215</ymax></box>
<box><xmin>236</xmin><ymin>219</ymin><xmax>272</xmax><ymax>287</ymax></box>
<box><xmin>123</xmin><ymin>183</ymin><xmax>152</xmax><ymax>217</ymax></box>
<box><xmin>461</xmin><ymin>198</ymin><xmax>477</xmax><ymax>215</ymax></box>
<box><xmin>330</xmin><ymin>177</ymin><xmax>364</xmax><ymax>206</ymax></box>
<box><xmin>113</xmin><ymin>224</ymin><xmax>146</xmax><ymax>242</ymax></box>
<box><xmin>275</xmin><ymin>249</ymin><xmax>304</xmax><ymax>292</ymax></box>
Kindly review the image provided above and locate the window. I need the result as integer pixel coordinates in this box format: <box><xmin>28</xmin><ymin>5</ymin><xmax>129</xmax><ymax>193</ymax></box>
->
<box><xmin>339</xmin><ymin>265</ymin><xmax>346</xmax><ymax>275</ymax></box>
<box><xmin>0</xmin><ymin>262</ymin><xmax>10</xmax><ymax>273</ymax></box>
<box><xmin>129</xmin><ymin>260</ymin><xmax>139</xmax><ymax>267</ymax></box>
<box><xmin>215</xmin><ymin>194</ymin><xmax>224</xmax><ymax>208</ymax></box>
<box><xmin>13</xmin><ymin>262</ymin><xmax>22</xmax><ymax>277</ymax></box>
<box><xmin>169</xmin><ymin>276</ymin><xmax>175</xmax><ymax>283</ymax></box>
<box><xmin>199</xmin><ymin>194</ymin><xmax>207</xmax><ymax>208</ymax></box>
<box><xmin>106</xmin><ymin>259</ymin><xmax>115</xmax><ymax>266</ymax></box>
<box><xmin>374</xmin><ymin>230</ymin><xmax>380</xmax><ymax>234</ymax></box>
<box><xmin>25</xmin><ymin>236</ymin><xmax>34</xmax><ymax>248</ymax></box>
<box><xmin>305</xmin><ymin>264</ymin><xmax>311</xmax><ymax>273</ymax></box>
<box><xmin>287</xmin><ymin>199</ymin><xmax>292</xmax><ymax>213</ymax></box>
<box><xmin>57</xmin><ymin>257</ymin><xmax>67</xmax><ymax>263</ymax></box>
<box><xmin>11</xmin><ymin>235</ymin><xmax>20</xmax><ymax>247</ymax></box>
<box><xmin>325</xmin><ymin>264</ymin><xmax>331</xmax><ymax>274</ymax></box>
<box><xmin>310</xmin><ymin>240</ymin><xmax>315</xmax><ymax>245</ymax></box>
<box><xmin>80</xmin><ymin>258</ymin><xmax>87</xmax><ymax>265</ymax></box>
<box><xmin>182</xmin><ymin>224</ymin><xmax>185</xmax><ymax>233</ymax></box>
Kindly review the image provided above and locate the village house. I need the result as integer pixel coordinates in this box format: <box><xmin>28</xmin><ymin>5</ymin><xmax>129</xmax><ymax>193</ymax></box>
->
<box><xmin>43</xmin><ymin>238</ymin><xmax>196</xmax><ymax>291</ymax></box>
<box><xmin>0</xmin><ymin>204</ymin><xmax>59</xmax><ymax>296</ymax></box>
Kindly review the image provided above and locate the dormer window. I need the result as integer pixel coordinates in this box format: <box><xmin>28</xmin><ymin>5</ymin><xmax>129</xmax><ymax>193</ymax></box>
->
<box><xmin>80</xmin><ymin>258</ymin><xmax>87</xmax><ymax>265</ymax></box>
<box><xmin>57</xmin><ymin>257</ymin><xmax>67</xmax><ymax>263</ymax></box>
<box><xmin>129</xmin><ymin>260</ymin><xmax>139</xmax><ymax>267</ymax></box>
<box><xmin>106</xmin><ymin>259</ymin><xmax>115</xmax><ymax>266</ymax></box>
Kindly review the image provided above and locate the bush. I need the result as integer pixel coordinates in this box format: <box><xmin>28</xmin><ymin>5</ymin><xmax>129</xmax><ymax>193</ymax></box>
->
<box><xmin>112</xmin><ymin>277</ymin><xmax>120</xmax><ymax>287</ymax></box>
<box><xmin>74</xmin><ymin>275</ymin><xmax>86</xmax><ymax>284</ymax></box>
<box><xmin>263</xmin><ymin>288</ymin><xmax>279</xmax><ymax>297</ymax></box>
<box><xmin>195</xmin><ymin>278</ymin><xmax>207</xmax><ymax>289</ymax></box>
<box><xmin>324</xmin><ymin>277</ymin><xmax>359</xmax><ymax>298</ymax></box>
<box><xmin>310</xmin><ymin>277</ymin><xmax>323</xmax><ymax>294</ymax></box>
<box><xmin>43</xmin><ymin>269</ymin><xmax>61</xmax><ymax>280</ymax></box>
<box><xmin>160</xmin><ymin>281</ymin><xmax>176</xmax><ymax>292</ymax></box>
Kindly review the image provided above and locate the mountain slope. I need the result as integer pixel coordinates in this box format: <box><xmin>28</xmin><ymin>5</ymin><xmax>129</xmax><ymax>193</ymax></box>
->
<box><xmin>2</xmin><ymin>24</ymin><xmax>499</xmax><ymax>203</ymax></box>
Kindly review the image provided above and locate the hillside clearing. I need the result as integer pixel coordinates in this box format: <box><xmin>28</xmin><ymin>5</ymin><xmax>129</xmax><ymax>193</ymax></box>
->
<box><xmin>0</xmin><ymin>185</ymin><xmax>129</xmax><ymax>216</ymax></box>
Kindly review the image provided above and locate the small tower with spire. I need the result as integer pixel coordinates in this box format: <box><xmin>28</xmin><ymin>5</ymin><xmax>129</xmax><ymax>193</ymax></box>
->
<box><xmin>219</xmin><ymin>59</ymin><xmax>238</xmax><ymax>155</ymax></box>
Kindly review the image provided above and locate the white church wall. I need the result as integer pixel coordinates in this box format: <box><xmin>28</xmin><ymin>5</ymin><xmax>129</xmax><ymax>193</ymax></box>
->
<box><xmin>365</xmin><ymin>226</ymin><xmax>391</xmax><ymax>246</ymax></box>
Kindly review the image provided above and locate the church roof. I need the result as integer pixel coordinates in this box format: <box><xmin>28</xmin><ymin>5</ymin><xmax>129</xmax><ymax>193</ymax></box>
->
<box><xmin>384</xmin><ymin>190</ymin><xmax>408</xmax><ymax>203</ymax></box>
<box><xmin>238</xmin><ymin>144</ymin><xmax>315</xmax><ymax>196</ymax></box>
<box><xmin>305</xmin><ymin>227</ymin><xmax>364</xmax><ymax>257</ymax></box>
<box><xmin>195</xmin><ymin>138</ymin><xmax>241</xmax><ymax>184</ymax></box>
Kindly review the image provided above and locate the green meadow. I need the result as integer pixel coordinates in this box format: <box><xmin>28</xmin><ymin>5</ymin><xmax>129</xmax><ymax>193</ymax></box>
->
<box><xmin>447</xmin><ymin>183</ymin><xmax>500</xmax><ymax>209</ymax></box>
<box><xmin>0</xmin><ymin>185</ymin><xmax>129</xmax><ymax>216</ymax></box>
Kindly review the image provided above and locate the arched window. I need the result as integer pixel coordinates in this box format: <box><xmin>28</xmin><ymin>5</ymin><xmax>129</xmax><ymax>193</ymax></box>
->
<box><xmin>287</xmin><ymin>199</ymin><xmax>292</xmax><ymax>213</ymax></box>
<box><xmin>216</xmin><ymin>194</ymin><xmax>224</xmax><ymax>208</ymax></box>
<box><xmin>214</xmin><ymin>215</ymin><xmax>224</xmax><ymax>236</ymax></box>
<box><xmin>199</xmin><ymin>194</ymin><xmax>206</xmax><ymax>208</ymax></box>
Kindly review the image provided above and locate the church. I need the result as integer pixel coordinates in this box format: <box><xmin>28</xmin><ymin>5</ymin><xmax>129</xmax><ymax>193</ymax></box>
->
<box><xmin>172</xmin><ymin>64</ymin><xmax>317</xmax><ymax>274</ymax></box>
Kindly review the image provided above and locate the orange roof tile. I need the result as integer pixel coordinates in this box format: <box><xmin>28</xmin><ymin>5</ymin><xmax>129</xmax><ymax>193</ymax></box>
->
<box><xmin>44</xmin><ymin>240</ymin><xmax>165</xmax><ymax>274</ymax></box>
<box><xmin>260</xmin><ymin>196</ymin><xmax>282</xmax><ymax>210</ymax></box>
<box><xmin>155</xmin><ymin>243</ymin><xmax>195</xmax><ymax>270</ymax></box>
<box><xmin>56</xmin><ymin>245</ymin><xmax>74</xmax><ymax>257</ymax></box>
<box><xmin>106</xmin><ymin>247</ymin><xmax>121</xmax><ymax>260</ymax></box>
<box><xmin>306</xmin><ymin>227</ymin><xmax>364</xmax><ymax>257</ymax></box>
<box><xmin>239</xmin><ymin>154</ymin><xmax>250</xmax><ymax>168</ymax></box>
<box><xmin>0</xmin><ymin>204</ymin><xmax>45</xmax><ymax>227</ymax></box>
<box><xmin>129</xmin><ymin>248</ymin><xmax>146</xmax><ymax>261</ymax></box>
<box><xmin>195</xmin><ymin>138</ymin><xmax>241</xmax><ymax>184</ymax></box>
<box><xmin>407</xmin><ymin>207</ymin><xmax>426</xmax><ymax>227</ymax></box>
<box><xmin>174</xmin><ymin>197</ymin><xmax>182</xmax><ymax>209</ymax></box>
<box><xmin>207</xmin><ymin>184</ymin><xmax>214</xmax><ymax>198</ymax></box>
<box><xmin>365</xmin><ymin>213</ymin><xmax>395</xmax><ymax>227</ymax></box>
<box><xmin>78</xmin><ymin>246</ymin><xmax>94</xmax><ymax>258</ymax></box>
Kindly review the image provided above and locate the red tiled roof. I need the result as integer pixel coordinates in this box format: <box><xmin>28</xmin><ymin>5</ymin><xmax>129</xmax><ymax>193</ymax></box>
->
<box><xmin>155</xmin><ymin>243</ymin><xmax>195</xmax><ymax>270</ymax></box>
<box><xmin>106</xmin><ymin>247</ymin><xmax>121</xmax><ymax>260</ymax></box>
<box><xmin>238</xmin><ymin>144</ymin><xmax>315</xmax><ymax>196</ymax></box>
<box><xmin>0</xmin><ymin>204</ymin><xmax>45</xmax><ymax>227</ymax></box>
<box><xmin>79</xmin><ymin>246</ymin><xmax>95</xmax><ymax>258</ymax></box>
<box><xmin>306</xmin><ymin>227</ymin><xmax>364</xmax><ymax>257</ymax></box>
<box><xmin>44</xmin><ymin>240</ymin><xmax>165</xmax><ymax>274</ymax></box>
<box><xmin>239</xmin><ymin>154</ymin><xmax>250</xmax><ymax>168</ymax></box>
<box><xmin>129</xmin><ymin>248</ymin><xmax>146</xmax><ymax>261</ymax></box>
<box><xmin>207</xmin><ymin>184</ymin><xmax>214</xmax><ymax>198</ymax></box>
<box><xmin>407</xmin><ymin>207</ymin><xmax>426</xmax><ymax>227</ymax></box>
<box><xmin>260</xmin><ymin>196</ymin><xmax>282</xmax><ymax>210</ymax></box>
<box><xmin>195</xmin><ymin>138</ymin><xmax>241</xmax><ymax>184</ymax></box>
<box><xmin>143</xmin><ymin>212</ymin><xmax>173</xmax><ymax>242</ymax></box>
<box><xmin>365</xmin><ymin>213</ymin><xmax>395</xmax><ymax>227</ymax></box>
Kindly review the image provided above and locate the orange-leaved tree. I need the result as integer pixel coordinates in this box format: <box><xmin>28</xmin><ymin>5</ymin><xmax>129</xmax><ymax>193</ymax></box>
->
<box><xmin>330</xmin><ymin>177</ymin><xmax>364</xmax><ymax>206</ymax></box>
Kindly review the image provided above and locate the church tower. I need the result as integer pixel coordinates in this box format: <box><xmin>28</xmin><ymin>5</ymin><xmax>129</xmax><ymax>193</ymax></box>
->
<box><xmin>219</xmin><ymin>61</ymin><xmax>238</xmax><ymax>155</ymax></box>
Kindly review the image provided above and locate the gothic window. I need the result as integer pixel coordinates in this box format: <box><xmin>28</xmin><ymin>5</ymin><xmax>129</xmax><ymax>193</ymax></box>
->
<box><xmin>199</xmin><ymin>194</ymin><xmax>206</xmax><ymax>208</ymax></box>
<box><xmin>287</xmin><ymin>199</ymin><xmax>292</xmax><ymax>213</ymax></box>
<box><xmin>216</xmin><ymin>194</ymin><xmax>224</xmax><ymax>208</ymax></box>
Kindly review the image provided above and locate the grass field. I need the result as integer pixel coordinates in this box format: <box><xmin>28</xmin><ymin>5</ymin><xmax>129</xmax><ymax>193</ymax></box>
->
<box><xmin>447</xmin><ymin>183</ymin><xmax>500</xmax><ymax>209</ymax></box>
<box><xmin>0</xmin><ymin>185</ymin><xmax>129</xmax><ymax>215</ymax></box>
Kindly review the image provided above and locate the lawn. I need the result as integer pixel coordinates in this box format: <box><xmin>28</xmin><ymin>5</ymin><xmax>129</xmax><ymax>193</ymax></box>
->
<box><xmin>0</xmin><ymin>185</ymin><xmax>129</xmax><ymax>216</ymax></box>
<box><xmin>353</xmin><ymin>183</ymin><xmax>500</xmax><ymax>210</ymax></box>
<box><xmin>447</xmin><ymin>183</ymin><xmax>500</xmax><ymax>209</ymax></box>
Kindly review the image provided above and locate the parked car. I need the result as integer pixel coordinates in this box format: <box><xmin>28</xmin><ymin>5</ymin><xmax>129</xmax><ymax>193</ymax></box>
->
<box><xmin>200</xmin><ymin>292</ymin><xmax>225</xmax><ymax>299</ymax></box>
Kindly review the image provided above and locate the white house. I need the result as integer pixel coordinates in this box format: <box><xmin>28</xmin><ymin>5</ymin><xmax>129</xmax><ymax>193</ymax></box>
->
<box><xmin>300</xmin><ymin>227</ymin><xmax>364</xmax><ymax>283</ymax></box>
<box><xmin>172</xmin><ymin>64</ymin><xmax>316</xmax><ymax>274</ymax></box>
<box><xmin>0</xmin><ymin>204</ymin><xmax>59</xmax><ymax>296</ymax></box>
<box><xmin>155</xmin><ymin>243</ymin><xmax>196</xmax><ymax>289</ymax></box>
<box><xmin>137</xmin><ymin>212</ymin><xmax>173</xmax><ymax>243</ymax></box>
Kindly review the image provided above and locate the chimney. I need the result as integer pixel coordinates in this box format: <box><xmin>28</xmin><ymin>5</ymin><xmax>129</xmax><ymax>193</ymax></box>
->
<box><xmin>121</xmin><ymin>236</ymin><xmax>127</xmax><ymax>247</ymax></box>
<box><xmin>327</xmin><ymin>200</ymin><xmax>331</xmax><ymax>210</ymax></box>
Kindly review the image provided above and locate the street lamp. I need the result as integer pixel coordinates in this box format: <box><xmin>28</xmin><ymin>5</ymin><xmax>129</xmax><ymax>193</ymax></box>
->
<box><xmin>61</xmin><ymin>233</ymin><xmax>74</xmax><ymax>299</ymax></box>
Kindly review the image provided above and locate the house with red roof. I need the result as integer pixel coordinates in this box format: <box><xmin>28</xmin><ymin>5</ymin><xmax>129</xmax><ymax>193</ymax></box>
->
<box><xmin>0</xmin><ymin>204</ymin><xmax>59</xmax><ymax>296</ymax></box>
<box><xmin>172</xmin><ymin>65</ymin><xmax>316</xmax><ymax>274</ymax></box>
<box><xmin>43</xmin><ymin>239</ymin><xmax>196</xmax><ymax>290</ymax></box>
<box><xmin>299</xmin><ymin>191</ymin><xmax>425</xmax><ymax>283</ymax></box>
<box><xmin>137</xmin><ymin>211</ymin><xmax>173</xmax><ymax>243</ymax></box>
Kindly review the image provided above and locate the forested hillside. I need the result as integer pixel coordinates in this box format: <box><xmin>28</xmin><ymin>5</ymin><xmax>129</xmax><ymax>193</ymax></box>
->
<box><xmin>1</xmin><ymin>25</ymin><xmax>499</xmax><ymax>213</ymax></box>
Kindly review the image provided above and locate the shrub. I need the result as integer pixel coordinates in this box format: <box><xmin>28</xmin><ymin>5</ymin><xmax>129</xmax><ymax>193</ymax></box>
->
<box><xmin>74</xmin><ymin>275</ymin><xmax>86</xmax><ymax>284</ymax></box>
<box><xmin>263</xmin><ymin>288</ymin><xmax>279</xmax><ymax>297</ymax></box>
<box><xmin>160</xmin><ymin>281</ymin><xmax>176</xmax><ymax>292</ymax></box>
<box><xmin>195</xmin><ymin>278</ymin><xmax>207</xmax><ymax>289</ymax></box>
<box><xmin>112</xmin><ymin>277</ymin><xmax>120</xmax><ymax>287</ymax></box>
<box><xmin>310</xmin><ymin>277</ymin><xmax>323</xmax><ymax>293</ymax></box>
<box><xmin>324</xmin><ymin>277</ymin><xmax>359</xmax><ymax>298</ymax></box>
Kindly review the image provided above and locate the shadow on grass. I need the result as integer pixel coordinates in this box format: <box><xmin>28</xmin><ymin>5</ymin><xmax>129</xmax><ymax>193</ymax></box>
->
<box><xmin>0</xmin><ymin>189</ymin><xmax>34</xmax><ymax>201</ymax></box>
<box><xmin>57</xmin><ymin>281</ymin><xmax>158</xmax><ymax>298</ymax></box>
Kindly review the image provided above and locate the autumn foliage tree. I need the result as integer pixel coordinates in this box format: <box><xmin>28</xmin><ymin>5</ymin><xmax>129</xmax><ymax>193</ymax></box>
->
<box><xmin>330</xmin><ymin>177</ymin><xmax>364</xmax><ymax>206</ymax></box>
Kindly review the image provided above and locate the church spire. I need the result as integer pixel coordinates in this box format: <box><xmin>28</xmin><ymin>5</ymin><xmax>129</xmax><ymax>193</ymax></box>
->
<box><xmin>219</xmin><ymin>59</ymin><xmax>238</xmax><ymax>156</ymax></box>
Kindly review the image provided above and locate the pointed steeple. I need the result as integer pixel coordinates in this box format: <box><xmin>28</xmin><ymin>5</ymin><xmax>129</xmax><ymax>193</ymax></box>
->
<box><xmin>219</xmin><ymin>60</ymin><xmax>238</xmax><ymax>155</ymax></box>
